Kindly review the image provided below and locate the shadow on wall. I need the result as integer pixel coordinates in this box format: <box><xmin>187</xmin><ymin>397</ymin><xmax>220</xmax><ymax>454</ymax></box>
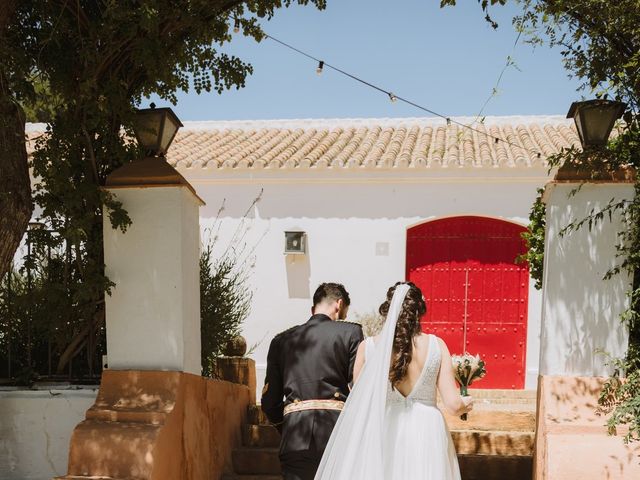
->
<box><xmin>541</xmin><ymin>191</ymin><xmax>631</xmax><ymax>377</ymax></box>
<box><xmin>535</xmin><ymin>375</ymin><xmax>640</xmax><ymax>480</ymax></box>
<box><xmin>286</xmin><ymin>253</ymin><xmax>311</xmax><ymax>299</ymax></box>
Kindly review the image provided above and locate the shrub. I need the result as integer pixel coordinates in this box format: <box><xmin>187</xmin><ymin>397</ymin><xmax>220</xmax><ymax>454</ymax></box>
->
<box><xmin>353</xmin><ymin>310</ymin><xmax>385</xmax><ymax>338</ymax></box>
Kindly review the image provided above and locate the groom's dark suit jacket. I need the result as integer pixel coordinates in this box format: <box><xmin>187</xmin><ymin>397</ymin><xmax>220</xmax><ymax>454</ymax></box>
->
<box><xmin>261</xmin><ymin>314</ymin><xmax>364</xmax><ymax>455</ymax></box>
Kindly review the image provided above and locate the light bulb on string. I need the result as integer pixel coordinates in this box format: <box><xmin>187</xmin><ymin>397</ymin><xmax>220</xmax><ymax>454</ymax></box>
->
<box><xmin>233</xmin><ymin>18</ymin><xmax>240</xmax><ymax>34</ymax></box>
<box><xmin>389</xmin><ymin>92</ymin><xmax>398</xmax><ymax>103</ymax></box>
<box><xmin>446</xmin><ymin>118</ymin><xmax>451</xmax><ymax>126</ymax></box>
<box><xmin>316</xmin><ymin>61</ymin><xmax>324</xmax><ymax>76</ymax></box>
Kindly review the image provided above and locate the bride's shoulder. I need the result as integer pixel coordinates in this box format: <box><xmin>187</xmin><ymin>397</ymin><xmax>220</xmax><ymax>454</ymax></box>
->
<box><xmin>421</xmin><ymin>333</ymin><xmax>448</xmax><ymax>350</ymax></box>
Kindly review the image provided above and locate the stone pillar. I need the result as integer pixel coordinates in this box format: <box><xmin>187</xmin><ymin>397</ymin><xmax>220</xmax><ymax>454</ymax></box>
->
<box><xmin>103</xmin><ymin>158</ymin><xmax>204</xmax><ymax>375</ymax></box>
<box><xmin>534</xmin><ymin>167</ymin><xmax>638</xmax><ymax>480</ymax></box>
<box><xmin>539</xmin><ymin>174</ymin><xmax>633</xmax><ymax>376</ymax></box>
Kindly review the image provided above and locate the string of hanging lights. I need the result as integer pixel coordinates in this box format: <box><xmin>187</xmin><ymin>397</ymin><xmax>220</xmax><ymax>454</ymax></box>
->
<box><xmin>264</xmin><ymin>33</ymin><xmax>544</xmax><ymax>160</ymax></box>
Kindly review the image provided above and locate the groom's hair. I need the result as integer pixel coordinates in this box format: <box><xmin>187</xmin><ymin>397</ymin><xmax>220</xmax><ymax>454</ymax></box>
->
<box><xmin>313</xmin><ymin>283</ymin><xmax>351</xmax><ymax>307</ymax></box>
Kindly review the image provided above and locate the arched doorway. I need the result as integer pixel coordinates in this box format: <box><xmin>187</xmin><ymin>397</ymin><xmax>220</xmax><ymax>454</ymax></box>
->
<box><xmin>406</xmin><ymin>216</ymin><xmax>529</xmax><ymax>389</ymax></box>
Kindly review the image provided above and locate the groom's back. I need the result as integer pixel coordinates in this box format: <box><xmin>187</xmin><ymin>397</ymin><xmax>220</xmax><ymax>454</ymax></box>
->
<box><xmin>281</xmin><ymin>315</ymin><xmax>361</xmax><ymax>401</ymax></box>
<box><xmin>262</xmin><ymin>313</ymin><xmax>363</xmax><ymax>457</ymax></box>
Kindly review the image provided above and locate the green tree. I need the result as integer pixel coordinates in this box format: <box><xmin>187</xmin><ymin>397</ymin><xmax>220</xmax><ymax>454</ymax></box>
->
<box><xmin>0</xmin><ymin>0</ymin><xmax>325</xmax><ymax>375</ymax></box>
<box><xmin>443</xmin><ymin>0</ymin><xmax>640</xmax><ymax>444</ymax></box>
<box><xmin>0</xmin><ymin>0</ymin><xmax>326</xmax><ymax>279</ymax></box>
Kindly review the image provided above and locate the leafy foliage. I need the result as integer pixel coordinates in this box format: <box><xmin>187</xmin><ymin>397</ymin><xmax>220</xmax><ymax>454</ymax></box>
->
<box><xmin>0</xmin><ymin>1</ymin><xmax>324</xmax><ymax>376</ymax></box>
<box><xmin>200</xmin><ymin>241</ymin><xmax>253</xmax><ymax>376</ymax></box>
<box><xmin>201</xmin><ymin>192</ymin><xmax>264</xmax><ymax>376</ymax></box>
<box><xmin>518</xmin><ymin>188</ymin><xmax>546</xmax><ymax>290</ymax></box>
<box><xmin>0</xmin><ymin>232</ymin><xmax>106</xmax><ymax>383</ymax></box>
<box><xmin>440</xmin><ymin>0</ymin><xmax>507</xmax><ymax>29</ymax></box>
<box><xmin>353</xmin><ymin>310</ymin><xmax>385</xmax><ymax>338</ymax></box>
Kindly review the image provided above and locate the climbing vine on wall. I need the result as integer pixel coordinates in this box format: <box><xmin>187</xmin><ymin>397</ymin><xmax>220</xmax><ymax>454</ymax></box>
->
<box><xmin>518</xmin><ymin>188</ymin><xmax>545</xmax><ymax>291</ymax></box>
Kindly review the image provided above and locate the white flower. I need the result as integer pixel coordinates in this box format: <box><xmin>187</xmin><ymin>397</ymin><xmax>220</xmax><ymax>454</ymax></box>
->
<box><xmin>451</xmin><ymin>352</ymin><xmax>487</xmax><ymax>387</ymax></box>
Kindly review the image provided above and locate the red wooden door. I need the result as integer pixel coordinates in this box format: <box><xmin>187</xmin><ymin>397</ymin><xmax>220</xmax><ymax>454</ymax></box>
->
<box><xmin>406</xmin><ymin>216</ymin><xmax>529</xmax><ymax>389</ymax></box>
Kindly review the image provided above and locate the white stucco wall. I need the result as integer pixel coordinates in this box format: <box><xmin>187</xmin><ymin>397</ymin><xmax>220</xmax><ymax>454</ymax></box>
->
<box><xmin>540</xmin><ymin>182</ymin><xmax>633</xmax><ymax>376</ymax></box>
<box><xmin>104</xmin><ymin>186</ymin><xmax>202</xmax><ymax>375</ymax></box>
<box><xmin>183</xmin><ymin>168</ymin><xmax>550</xmax><ymax>394</ymax></box>
<box><xmin>0</xmin><ymin>387</ymin><xmax>97</xmax><ymax>480</ymax></box>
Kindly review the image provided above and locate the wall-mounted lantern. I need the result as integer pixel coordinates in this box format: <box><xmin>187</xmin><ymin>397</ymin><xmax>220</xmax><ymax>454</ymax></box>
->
<box><xmin>567</xmin><ymin>99</ymin><xmax>626</xmax><ymax>148</ymax></box>
<box><xmin>133</xmin><ymin>103</ymin><xmax>183</xmax><ymax>157</ymax></box>
<box><xmin>285</xmin><ymin>231</ymin><xmax>307</xmax><ymax>255</ymax></box>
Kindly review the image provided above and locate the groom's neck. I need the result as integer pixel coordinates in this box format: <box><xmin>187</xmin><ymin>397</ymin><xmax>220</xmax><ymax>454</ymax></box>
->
<box><xmin>313</xmin><ymin>305</ymin><xmax>338</xmax><ymax>321</ymax></box>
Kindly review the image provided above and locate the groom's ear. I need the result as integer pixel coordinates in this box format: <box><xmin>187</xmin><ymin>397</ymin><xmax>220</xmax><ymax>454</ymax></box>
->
<box><xmin>336</xmin><ymin>299</ymin><xmax>349</xmax><ymax>319</ymax></box>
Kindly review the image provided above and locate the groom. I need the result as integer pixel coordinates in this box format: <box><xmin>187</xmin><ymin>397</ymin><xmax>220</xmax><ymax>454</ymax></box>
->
<box><xmin>261</xmin><ymin>282</ymin><xmax>364</xmax><ymax>480</ymax></box>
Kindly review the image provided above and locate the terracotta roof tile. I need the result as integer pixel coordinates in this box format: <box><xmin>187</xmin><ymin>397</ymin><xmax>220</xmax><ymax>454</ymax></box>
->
<box><xmin>25</xmin><ymin>116</ymin><xmax>582</xmax><ymax>171</ymax></box>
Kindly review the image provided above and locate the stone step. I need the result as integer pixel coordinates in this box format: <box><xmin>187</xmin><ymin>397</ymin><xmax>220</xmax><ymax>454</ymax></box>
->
<box><xmin>66</xmin><ymin>420</ymin><xmax>161</xmax><ymax>479</ymax></box>
<box><xmin>243</xmin><ymin>424</ymin><xmax>281</xmax><ymax>448</ymax></box>
<box><xmin>231</xmin><ymin>445</ymin><xmax>533</xmax><ymax>477</ymax></box>
<box><xmin>251</xmin><ymin>394</ymin><xmax>536</xmax><ymax>430</ymax></box>
<box><xmin>249</xmin><ymin>405</ymin><xmax>536</xmax><ymax>430</ymax></box>
<box><xmin>85</xmin><ymin>406</ymin><xmax>168</xmax><ymax>425</ymax></box>
<box><xmin>54</xmin><ymin>477</ymin><xmax>133</xmax><ymax>480</ymax></box>
<box><xmin>241</xmin><ymin>423</ymin><xmax>533</xmax><ymax>456</ymax></box>
<box><xmin>232</xmin><ymin>448</ymin><xmax>282</xmax><ymax>475</ymax></box>
<box><xmin>465</xmin><ymin>388</ymin><xmax>537</xmax><ymax>402</ymax></box>
<box><xmin>222</xmin><ymin>476</ymin><xmax>282</xmax><ymax>480</ymax></box>
<box><xmin>248</xmin><ymin>404</ymin><xmax>269</xmax><ymax>425</ymax></box>
<box><xmin>443</xmin><ymin>409</ymin><xmax>536</xmax><ymax>432</ymax></box>
<box><xmin>452</xmin><ymin>430</ymin><xmax>534</xmax><ymax>456</ymax></box>
<box><xmin>458</xmin><ymin>454</ymin><xmax>533</xmax><ymax>480</ymax></box>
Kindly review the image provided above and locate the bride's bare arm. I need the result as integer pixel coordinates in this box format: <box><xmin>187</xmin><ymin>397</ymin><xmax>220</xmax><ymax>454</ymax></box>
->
<box><xmin>353</xmin><ymin>340</ymin><xmax>367</xmax><ymax>383</ymax></box>
<box><xmin>436</xmin><ymin>338</ymin><xmax>473</xmax><ymax>416</ymax></box>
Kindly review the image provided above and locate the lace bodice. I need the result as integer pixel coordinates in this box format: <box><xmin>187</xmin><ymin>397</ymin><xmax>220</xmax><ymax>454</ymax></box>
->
<box><xmin>364</xmin><ymin>334</ymin><xmax>441</xmax><ymax>407</ymax></box>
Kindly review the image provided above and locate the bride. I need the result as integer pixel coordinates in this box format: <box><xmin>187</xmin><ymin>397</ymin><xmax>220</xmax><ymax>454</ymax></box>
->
<box><xmin>315</xmin><ymin>282</ymin><xmax>473</xmax><ymax>479</ymax></box>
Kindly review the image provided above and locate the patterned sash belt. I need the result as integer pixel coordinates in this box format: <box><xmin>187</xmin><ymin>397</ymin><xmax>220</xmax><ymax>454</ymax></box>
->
<box><xmin>283</xmin><ymin>399</ymin><xmax>345</xmax><ymax>416</ymax></box>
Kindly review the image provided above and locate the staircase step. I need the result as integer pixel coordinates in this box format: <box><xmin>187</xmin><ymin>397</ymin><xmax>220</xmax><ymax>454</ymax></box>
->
<box><xmin>239</xmin><ymin>423</ymin><xmax>533</xmax><ymax>457</ymax></box>
<box><xmin>466</xmin><ymin>389</ymin><xmax>537</xmax><ymax>402</ymax></box>
<box><xmin>222</xmin><ymin>476</ymin><xmax>282</xmax><ymax>480</ymax></box>
<box><xmin>229</xmin><ymin>447</ymin><xmax>532</xmax><ymax>479</ymax></box>
<box><xmin>243</xmin><ymin>424</ymin><xmax>280</xmax><ymax>448</ymax></box>
<box><xmin>241</xmin><ymin>397</ymin><xmax>535</xmax><ymax>479</ymax></box>
<box><xmin>232</xmin><ymin>447</ymin><xmax>281</xmax><ymax>475</ymax></box>
<box><xmin>444</xmin><ymin>409</ymin><xmax>536</xmax><ymax>432</ymax></box>
<box><xmin>458</xmin><ymin>454</ymin><xmax>533</xmax><ymax>480</ymax></box>
<box><xmin>86</xmin><ymin>406</ymin><xmax>168</xmax><ymax>425</ymax></box>
<box><xmin>248</xmin><ymin>404</ymin><xmax>269</xmax><ymax>425</ymax></box>
<box><xmin>66</xmin><ymin>420</ymin><xmax>161</xmax><ymax>478</ymax></box>
<box><xmin>54</xmin><ymin>477</ymin><xmax>133</xmax><ymax>480</ymax></box>
<box><xmin>246</xmin><ymin>408</ymin><xmax>536</xmax><ymax>435</ymax></box>
<box><xmin>452</xmin><ymin>430</ymin><xmax>534</xmax><ymax>456</ymax></box>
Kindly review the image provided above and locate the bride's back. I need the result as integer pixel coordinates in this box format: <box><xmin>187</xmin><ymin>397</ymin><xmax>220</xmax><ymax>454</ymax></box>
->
<box><xmin>368</xmin><ymin>332</ymin><xmax>433</xmax><ymax>397</ymax></box>
<box><xmin>392</xmin><ymin>332</ymin><xmax>431</xmax><ymax>397</ymax></box>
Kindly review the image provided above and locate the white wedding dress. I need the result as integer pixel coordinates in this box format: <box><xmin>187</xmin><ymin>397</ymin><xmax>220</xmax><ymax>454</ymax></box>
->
<box><xmin>366</xmin><ymin>335</ymin><xmax>461</xmax><ymax>479</ymax></box>
<box><xmin>315</xmin><ymin>284</ymin><xmax>461</xmax><ymax>480</ymax></box>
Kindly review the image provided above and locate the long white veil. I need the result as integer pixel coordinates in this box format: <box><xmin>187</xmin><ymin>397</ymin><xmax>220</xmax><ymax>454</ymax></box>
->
<box><xmin>314</xmin><ymin>284</ymin><xmax>410</xmax><ymax>479</ymax></box>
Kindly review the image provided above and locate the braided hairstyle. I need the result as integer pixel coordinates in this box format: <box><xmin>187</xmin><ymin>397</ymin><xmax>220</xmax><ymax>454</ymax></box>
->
<box><xmin>379</xmin><ymin>282</ymin><xmax>427</xmax><ymax>389</ymax></box>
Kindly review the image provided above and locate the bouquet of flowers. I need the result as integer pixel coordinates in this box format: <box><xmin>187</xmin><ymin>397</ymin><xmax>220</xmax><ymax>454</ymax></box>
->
<box><xmin>451</xmin><ymin>353</ymin><xmax>487</xmax><ymax>420</ymax></box>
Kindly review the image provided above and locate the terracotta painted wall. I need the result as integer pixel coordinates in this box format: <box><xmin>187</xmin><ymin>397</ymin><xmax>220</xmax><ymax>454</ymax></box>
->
<box><xmin>534</xmin><ymin>375</ymin><xmax>640</xmax><ymax>480</ymax></box>
<box><xmin>65</xmin><ymin>370</ymin><xmax>250</xmax><ymax>480</ymax></box>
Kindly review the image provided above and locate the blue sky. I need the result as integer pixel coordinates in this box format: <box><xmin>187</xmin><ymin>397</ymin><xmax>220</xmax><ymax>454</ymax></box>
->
<box><xmin>155</xmin><ymin>1</ymin><xmax>583</xmax><ymax>121</ymax></box>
